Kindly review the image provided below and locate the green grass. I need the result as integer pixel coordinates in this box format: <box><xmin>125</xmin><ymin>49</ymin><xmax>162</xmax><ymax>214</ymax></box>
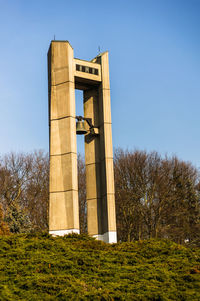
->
<box><xmin>0</xmin><ymin>233</ymin><xmax>200</xmax><ymax>300</ymax></box>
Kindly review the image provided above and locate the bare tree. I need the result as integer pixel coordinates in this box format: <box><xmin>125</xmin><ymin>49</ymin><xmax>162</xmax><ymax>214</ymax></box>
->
<box><xmin>159</xmin><ymin>157</ymin><xmax>200</xmax><ymax>244</ymax></box>
<box><xmin>114</xmin><ymin>148</ymin><xmax>200</xmax><ymax>244</ymax></box>
<box><xmin>25</xmin><ymin>151</ymin><xmax>49</xmax><ymax>231</ymax></box>
<box><xmin>114</xmin><ymin>149</ymin><xmax>147</xmax><ymax>241</ymax></box>
<box><xmin>0</xmin><ymin>151</ymin><xmax>49</xmax><ymax>233</ymax></box>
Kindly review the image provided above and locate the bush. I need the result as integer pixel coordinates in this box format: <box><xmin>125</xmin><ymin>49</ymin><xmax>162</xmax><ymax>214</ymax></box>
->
<box><xmin>0</xmin><ymin>234</ymin><xmax>199</xmax><ymax>300</ymax></box>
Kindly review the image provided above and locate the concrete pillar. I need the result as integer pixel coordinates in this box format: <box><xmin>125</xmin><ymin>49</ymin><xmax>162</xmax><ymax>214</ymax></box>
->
<box><xmin>83</xmin><ymin>52</ymin><xmax>117</xmax><ymax>243</ymax></box>
<box><xmin>84</xmin><ymin>88</ymin><xmax>102</xmax><ymax>237</ymax></box>
<box><xmin>48</xmin><ymin>41</ymin><xmax>79</xmax><ymax>236</ymax></box>
<box><xmin>100</xmin><ymin>53</ymin><xmax>117</xmax><ymax>243</ymax></box>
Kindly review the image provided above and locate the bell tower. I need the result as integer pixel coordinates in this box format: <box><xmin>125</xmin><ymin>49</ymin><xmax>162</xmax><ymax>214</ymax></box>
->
<box><xmin>48</xmin><ymin>41</ymin><xmax>117</xmax><ymax>243</ymax></box>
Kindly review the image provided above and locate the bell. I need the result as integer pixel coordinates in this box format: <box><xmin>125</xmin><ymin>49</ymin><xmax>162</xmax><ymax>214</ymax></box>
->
<box><xmin>76</xmin><ymin>120</ymin><xmax>88</xmax><ymax>135</ymax></box>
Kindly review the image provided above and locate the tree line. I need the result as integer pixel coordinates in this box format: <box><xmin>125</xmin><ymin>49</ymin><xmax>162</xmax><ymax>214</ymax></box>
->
<box><xmin>0</xmin><ymin>149</ymin><xmax>199</xmax><ymax>245</ymax></box>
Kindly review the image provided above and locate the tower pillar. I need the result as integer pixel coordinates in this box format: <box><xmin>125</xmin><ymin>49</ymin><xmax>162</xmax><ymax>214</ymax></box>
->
<box><xmin>48</xmin><ymin>41</ymin><xmax>79</xmax><ymax>236</ymax></box>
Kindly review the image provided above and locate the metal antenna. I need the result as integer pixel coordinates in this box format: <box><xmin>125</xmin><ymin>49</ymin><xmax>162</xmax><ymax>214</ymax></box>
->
<box><xmin>98</xmin><ymin>46</ymin><xmax>101</xmax><ymax>54</ymax></box>
<box><xmin>54</xmin><ymin>35</ymin><xmax>56</xmax><ymax>40</ymax></box>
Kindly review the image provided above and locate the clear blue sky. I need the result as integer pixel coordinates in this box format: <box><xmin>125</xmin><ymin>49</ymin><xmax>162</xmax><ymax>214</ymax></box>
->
<box><xmin>0</xmin><ymin>0</ymin><xmax>199</xmax><ymax>167</ymax></box>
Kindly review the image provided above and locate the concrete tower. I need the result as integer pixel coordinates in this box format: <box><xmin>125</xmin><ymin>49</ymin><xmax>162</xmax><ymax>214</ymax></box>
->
<box><xmin>48</xmin><ymin>41</ymin><xmax>117</xmax><ymax>243</ymax></box>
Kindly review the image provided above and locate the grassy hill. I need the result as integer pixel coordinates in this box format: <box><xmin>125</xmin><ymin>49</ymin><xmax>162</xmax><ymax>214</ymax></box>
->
<box><xmin>0</xmin><ymin>233</ymin><xmax>199</xmax><ymax>300</ymax></box>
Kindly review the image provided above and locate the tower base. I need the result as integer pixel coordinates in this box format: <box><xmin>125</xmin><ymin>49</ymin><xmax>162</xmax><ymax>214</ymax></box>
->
<box><xmin>93</xmin><ymin>231</ymin><xmax>117</xmax><ymax>243</ymax></box>
<box><xmin>49</xmin><ymin>229</ymin><xmax>80</xmax><ymax>237</ymax></box>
